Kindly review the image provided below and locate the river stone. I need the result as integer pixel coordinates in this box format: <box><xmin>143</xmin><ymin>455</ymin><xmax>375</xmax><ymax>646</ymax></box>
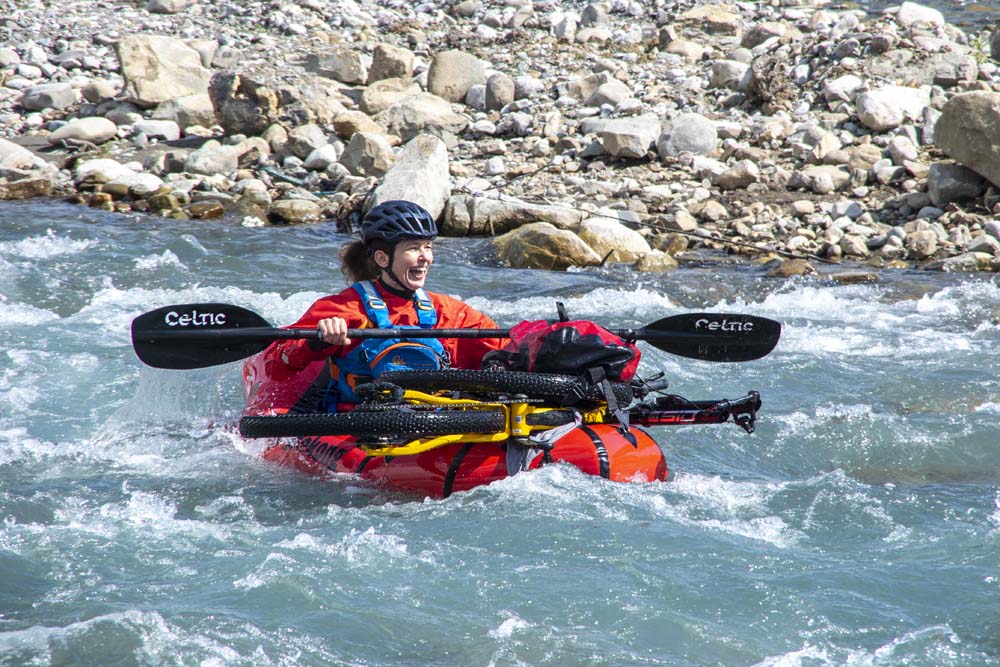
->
<box><xmin>376</xmin><ymin>93</ymin><xmax>469</xmax><ymax>142</ymax></box>
<box><xmin>307</xmin><ymin>46</ymin><xmax>368</xmax><ymax>85</ymax></box>
<box><xmin>184</xmin><ymin>142</ymin><xmax>239</xmax><ymax>176</ymax></box>
<box><xmin>485</xmin><ymin>73</ymin><xmax>515</xmax><ymax>112</ymax></box>
<box><xmin>332</xmin><ymin>110</ymin><xmax>388</xmax><ymax>141</ymax></box>
<box><xmin>132</xmin><ymin>119</ymin><xmax>181</xmax><ymax>141</ymax></box>
<box><xmin>966</xmin><ymin>234</ymin><xmax>1000</xmax><ymax>255</ymax></box>
<box><xmin>340</xmin><ymin>132</ymin><xmax>394</xmax><ymax>177</ymax></box>
<box><xmin>370</xmin><ymin>134</ymin><xmax>450</xmax><ymax>220</ymax></box>
<box><xmin>493</xmin><ymin>222</ymin><xmax>602</xmax><ymax>270</ymax></box>
<box><xmin>268</xmin><ymin>199</ymin><xmax>322</xmax><ymax>224</ymax></box>
<box><xmin>444</xmin><ymin>194</ymin><xmax>585</xmax><ymax>236</ymax></box>
<box><xmin>599</xmin><ymin>116</ymin><xmax>660</xmax><ymax>159</ymax></box>
<box><xmin>360</xmin><ymin>78</ymin><xmax>421</xmax><ymax>116</ymax></box>
<box><xmin>369</xmin><ymin>43</ymin><xmax>414</xmax><ymax>83</ymax></box>
<box><xmin>209</xmin><ymin>72</ymin><xmax>282</xmax><ymax>136</ymax></box>
<box><xmin>73</xmin><ymin>158</ymin><xmax>136</xmax><ymax>185</ymax></box>
<box><xmin>927</xmin><ymin>163</ymin><xmax>988</xmax><ymax>207</ymax></box>
<box><xmin>905</xmin><ymin>229</ymin><xmax>939</xmax><ymax>259</ymax></box>
<box><xmin>586</xmin><ymin>80</ymin><xmax>632</xmax><ymax>107</ymax></box>
<box><xmin>0</xmin><ymin>138</ymin><xmax>43</xmax><ymax>170</ymax></box>
<box><xmin>20</xmin><ymin>83</ymin><xmax>77</xmax><ymax>111</ymax></box>
<box><xmin>48</xmin><ymin>117</ymin><xmax>118</xmax><ymax>145</ymax></box>
<box><xmin>0</xmin><ymin>173</ymin><xmax>52</xmax><ymax>200</ymax></box>
<box><xmin>108</xmin><ymin>171</ymin><xmax>165</xmax><ymax>197</ymax></box>
<box><xmin>934</xmin><ymin>92</ymin><xmax>1000</xmax><ymax>188</ymax></box>
<box><xmin>285</xmin><ymin>123</ymin><xmax>329</xmax><ymax>159</ymax></box>
<box><xmin>855</xmin><ymin>86</ymin><xmax>929</xmax><ymax>132</ymax></box>
<box><xmin>304</xmin><ymin>143</ymin><xmax>343</xmax><ymax>171</ymax></box>
<box><xmin>578</xmin><ymin>217</ymin><xmax>651</xmax><ymax>262</ymax></box>
<box><xmin>151</xmin><ymin>94</ymin><xmax>215</xmax><ymax>129</ymax></box>
<box><xmin>657</xmin><ymin>112</ymin><xmax>717</xmax><ymax>158</ymax></box>
<box><xmin>633</xmin><ymin>250</ymin><xmax>679</xmax><ymax>272</ymax></box>
<box><xmin>676</xmin><ymin>5</ymin><xmax>742</xmax><ymax>37</ymax></box>
<box><xmin>715</xmin><ymin>160</ymin><xmax>760</xmax><ymax>190</ymax></box>
<box><xmin>427</xmin><ymin>50</ymin><xmax>485</xmax><ymax>103</ymax></box>
<box><xmin>823</xmin><ymin>74</ymin><xmax>865</xmax><ymax>105</ymax></box>
<box><xmin>148</xmin><ymin>0</ymin><xmax>193</xmax><ymax>13</ymax></box>
<box><xmin>117</xmin><ymin>35</ymin><xmax>211</xmax><ymax>108</ymax></box>
<box><xmin>895</xmin><ymin>1</ymin><xmax>945</xmax><ymax>29</ymax></box>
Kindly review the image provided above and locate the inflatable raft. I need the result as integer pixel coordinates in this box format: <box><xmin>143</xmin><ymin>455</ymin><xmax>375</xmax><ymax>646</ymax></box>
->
<box><xmin>129</xmin><ymin>302</ymin><xmax>779</xmax><ymax>498</ymax></box>
<box><xmin>239</xmin><ymin>354</ymin><xmax>761</xmax><ymax>498</ymax></box>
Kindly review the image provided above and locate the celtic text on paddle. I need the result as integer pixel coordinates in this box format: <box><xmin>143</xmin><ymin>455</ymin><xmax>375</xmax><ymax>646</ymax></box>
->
<box><xmin>164</xmin><ymin>310</ymin><xmax>227</xmax><ymax>327</ymax></box>
<box><xmin>695</xmin><ymin>317</ymin><xmax>753</xmax><ymax>332</ymax></box>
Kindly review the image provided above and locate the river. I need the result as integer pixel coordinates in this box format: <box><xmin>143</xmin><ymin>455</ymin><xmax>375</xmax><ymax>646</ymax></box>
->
<box><xmin>1</xmin><ymin>199</ymin><xmax>999</xmax><ymax>666</ymax></box>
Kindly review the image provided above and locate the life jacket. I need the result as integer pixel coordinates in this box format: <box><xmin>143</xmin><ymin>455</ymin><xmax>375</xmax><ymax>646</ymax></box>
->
<box><xmin>321</xmin><ymin>281</ymin><xmax>449</xmax><ymax>410</ymax></box>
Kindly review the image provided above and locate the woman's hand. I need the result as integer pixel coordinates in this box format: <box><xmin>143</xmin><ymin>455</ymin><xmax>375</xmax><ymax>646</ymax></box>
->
<box><xmin>317</xmin><ymin>317</ymin><xmax>352</xmax><ymax>346</ymax></box>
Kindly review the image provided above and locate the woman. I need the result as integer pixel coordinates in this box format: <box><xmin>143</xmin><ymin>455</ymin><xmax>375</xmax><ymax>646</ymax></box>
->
<box><xmin>262</xmin><ymin>200</ymin><xmax>501</xmax><ymax>409</ymax></box>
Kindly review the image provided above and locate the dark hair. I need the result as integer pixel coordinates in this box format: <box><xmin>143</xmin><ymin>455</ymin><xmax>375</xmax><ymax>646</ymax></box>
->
<box><xmin>340</xmin><ymin>240</ymin><xmax>380</xmax><ymax>284</ymax></box>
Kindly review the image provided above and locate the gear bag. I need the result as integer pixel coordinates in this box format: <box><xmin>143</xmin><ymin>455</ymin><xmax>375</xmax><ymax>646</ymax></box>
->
<box><xmin>482</xmin><ymin>319</ymin><xmax>640</xmax><ymax>382</ymax></box>
<box><xmin>322</xmin><ymin>281</ymin><xmax>448</xmax><ymax>410</ymax></box>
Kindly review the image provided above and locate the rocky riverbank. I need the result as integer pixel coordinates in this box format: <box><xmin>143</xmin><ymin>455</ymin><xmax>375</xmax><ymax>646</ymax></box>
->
<box><xmin>1</xmin><ymin>0</ymin><xmax>1000</xmax><ymax>275</ymax></box>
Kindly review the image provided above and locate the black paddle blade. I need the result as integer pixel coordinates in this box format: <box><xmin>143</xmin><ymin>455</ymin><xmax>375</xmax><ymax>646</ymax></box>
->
<box><xmin>636</xmin><ymin>312</ymin><xmax>781</xmax><ymax>362</ymax></box>
<box><xmin>131</xmin><ymin>303</ymin><xmax>276</xmax><ymax>369</ymax></box>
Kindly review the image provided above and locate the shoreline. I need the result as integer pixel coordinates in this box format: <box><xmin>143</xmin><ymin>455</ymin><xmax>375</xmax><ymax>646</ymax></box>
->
<box><xmin>1</xmin><ymin>0</ymin><xmax>999</xmax><ymax>277</ymax></box>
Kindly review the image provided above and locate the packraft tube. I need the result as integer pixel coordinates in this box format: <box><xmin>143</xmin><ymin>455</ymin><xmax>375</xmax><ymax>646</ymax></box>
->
<box><xmin>241</xmin><ymin>353</ymin><xmax>668</xmax><ymax>498</ymax></box>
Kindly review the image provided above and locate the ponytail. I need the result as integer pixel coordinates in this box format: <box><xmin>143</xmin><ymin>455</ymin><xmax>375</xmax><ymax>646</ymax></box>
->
<box><xmin>339</xmin><ymin>240</ymin><xmax>380</xmax><ymax>285</ymax></box>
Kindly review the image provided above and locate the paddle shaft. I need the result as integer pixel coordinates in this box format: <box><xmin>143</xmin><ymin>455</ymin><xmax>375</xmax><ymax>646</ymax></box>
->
<box><xmin>140</xmin><ymin>325</ymin><xmax>753</xmax><ymax>346</ymax></box>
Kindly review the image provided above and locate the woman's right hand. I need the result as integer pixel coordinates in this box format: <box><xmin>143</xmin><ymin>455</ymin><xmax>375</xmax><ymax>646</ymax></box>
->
<box><xmin>317</xmin><ymin>317</ymin><xmax>352</xmax><ymax>346</ymax></box>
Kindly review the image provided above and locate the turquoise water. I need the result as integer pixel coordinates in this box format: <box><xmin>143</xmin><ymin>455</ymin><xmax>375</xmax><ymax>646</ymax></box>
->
<box><xmin>1</xmin><ymin>200</ymin><xmax>999</xmax><ymax>666</ymax></box>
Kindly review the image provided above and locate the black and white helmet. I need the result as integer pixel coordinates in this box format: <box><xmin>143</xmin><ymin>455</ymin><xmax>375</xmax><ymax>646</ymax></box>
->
<box><xmin>361</xmin><ymin>200</ymin><xmax>438</xmax><ymax>244</ymax></box>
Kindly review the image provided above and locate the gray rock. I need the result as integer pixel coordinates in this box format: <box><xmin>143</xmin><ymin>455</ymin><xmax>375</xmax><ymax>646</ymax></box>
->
<box><xmin>285</xmin><ymin>123</ymin><xmax>329</xmax><ymax>159</ymax></box>
<box><xmin>48</xmin><ymin>117</ymin><xmax>118</xmax><ymax>145</ymax></box>
<box><xmin>132</xmin><ymin>119</ymin><xmax>181</xmax><ymax>141</ymax></box>
<box><xmin>184</xmin><ymin>142</ymin><xmax>239</xmax><ymax>176</ymax></box>
<box><xmin>444</xmin><ymin>194</ymin><xmax>585</xmax><ymax>236</ymax></box>
<box><xmin>427</xmin><ymin>50</ymin><xmax>485</xmax><ymax>103</ymax></box>
<box><xmin>151</xmin><ymin>94</ymin><xmax>216</xmax><ymax>129</ymax></box>
<box><xmin>360</xmin><ymin>78</ymin><xmax>422</xmax><ymax>116</ymax></box>
<box><xmin>147</xmin><ymin>0</ymin><xmax>193</xmax><ymax>13</ymax></box>
<box><xmin>376</xmin><ymin>93</ymin><xmax>469</xmax><ymax>142</ymax></box>
<box><xmin>710</xmin><ymin>60</ymin><xmax>751</xmax><ymax>92</ymax></box>
<box><xmin>209</xmin><ymin>72</ymin><xmax>282</xmax><ymax>136</ymax></box>
<box><xmin>307</xmin><ymin>46</ymin><xmax>368</xmax><ymax>85</ymax></box>
<box><xmin>657</xmin><ymin>112</ymin><xmax>717</xmax><ymax>158</ymax></box>
<box><xmin>927</xmin><ymin>163</ymin><xmax>988</xmax><ymax>207</ymax></box>
<box><xmin>371</xmin><ymin>134</ymin><xmax>450</xmax><ymax>220</ymax></box>
<box><xmin>20</xmin><ymin>83</ymin><xmax>77</xmax><ymax>111</ymax></box>
<box><xmin>117</xmin><ymin>35</ymin><xmax>211</xmax><ymax>108</ymax></box>
<box><xmin>600</xmin><ymin>116</ymin><xmax>660</xmax><ymax>159</ymax></box>
<box><xmin>340</xmin><ymin>132</ymin><xmax>394</xmax><ymax>177</ymax></box>
<box><xmin>895</xmin><ymin>2</ymin><xmax>944</xmax><ymax>29</ymax></box>
<box><xmin>369</xmin><ymin>43</ymin><xmax>414</xmax><ymax>83</ymax></box>
<box><xmin>485</xmin><ymin>73</ymin><xmax>515</xmax><ymax>112</ymax></box>
<box><xmin>855</xmin><ymin>86</ymin><xmax>930</xmax><ymax>132</ymax></box>
<box><xmin>585</xmin><ymin>80</ymin><xmax>631</xmax><ymax>107</ymax></box>
<box><xmin>715</xmin><ymin>160</ymin><xmax>760</xmax><ymax>190</ymax></box>
<box><xmin>905</xmin><ymin>229</ymin><xmax>939</xmax><ymax>259</ymax></box>
<box><xmin>935</xmin><ymin>92</ymin><xmax>1000</xmax><ymax>188</ymax></box>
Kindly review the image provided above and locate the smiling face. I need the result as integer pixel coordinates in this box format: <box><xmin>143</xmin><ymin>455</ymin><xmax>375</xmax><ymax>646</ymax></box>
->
<box><xmin>374</xmin><ymin>238</ymin><xmax>434</xmax><ymax>291</ymax></box>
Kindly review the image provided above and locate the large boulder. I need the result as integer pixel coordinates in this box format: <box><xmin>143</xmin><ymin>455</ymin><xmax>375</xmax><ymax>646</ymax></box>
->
<box><xmin>493</xmin><ymin>222</ymin><xmax>602</xmax><ymax>270</ymax></box>
<box><xmin>117</xmin><ymin>34</ymin><xmax>212</xmax><ymax>108</ymax></box>
<box><xmin>340</xmin><ymin>131</ymin><xmax>395</xmax><ymax>177</ymax></box>
<box><xmin>657</xmin><ymin>112</ymin><xmax>718</xmax><ymax>158</ymax></box>
<box><xmin>444</xmin><ymin>195</ymin><xmax>586</xmax><ymax>236</ymax></box>
<box><xmin>934</xmin><ymin>91</ymin><xmax>1000</xmax><ymax>188</ymax></box>
<box><xmin>359</xmin><ymin>78</ymin><xmax>421</xmax><ymax>116</ymax></box>
<box><xmin>369</xmin><ymin>134</ymin><xmax>450</xmax><ymax>220</ymax></box>
<box><xmin>20</xmin><ymin>82</ymin><xmax>78</xmax><ymax>111</ymax></box>
<box><xmin>48</xmin><ymin>117</ymin><xmax>118</xmax><ymax>145</ymax></box>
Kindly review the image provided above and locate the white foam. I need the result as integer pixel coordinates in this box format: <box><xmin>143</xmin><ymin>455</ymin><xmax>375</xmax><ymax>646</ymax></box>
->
<box><xmin>489</xmin><ymin>614</ymin><xmax>530</xmax><ymax>639</ymax></box>
<box><xmin>132</xmin><ymin>249</ymin><xmax>187</xmax><ymax>271</ymax></box>
<box><xmin>0</xmin><ymin>228</ymin><xmax>96</xmax><ymax>259</ymax></box>
<box><xmin>0</xmin><ymin>301</ymin><xmax>59</xmax><ymax>326</ymax></box>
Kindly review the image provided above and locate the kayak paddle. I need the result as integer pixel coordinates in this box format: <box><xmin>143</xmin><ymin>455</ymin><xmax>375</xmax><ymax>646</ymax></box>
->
<box><xmin>131</xmin><ymin>303</ymin><xmax>781</xmax><ymax>370</ymax></box>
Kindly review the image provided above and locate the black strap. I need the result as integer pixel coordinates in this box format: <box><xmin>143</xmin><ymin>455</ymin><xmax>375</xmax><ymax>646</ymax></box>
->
<box><xmin>586</xmin><ymin>367</ymin><xmax>636</xmax><ymax>446</ymax></box>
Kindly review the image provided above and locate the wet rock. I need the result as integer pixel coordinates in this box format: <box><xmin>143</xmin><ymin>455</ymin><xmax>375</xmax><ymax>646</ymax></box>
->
<box><xmin>633</xmin><ymin>250</ymin><xmax>679</xmax><ymax>272</ymax></box>
<box><xmin>268</xmin><ymin>199</ymin><xmax>322</xmax><ymax>223</ymax></box>
<box><xmin>766</xmin><ymin>259</ymin><xmax>817</xmax><ymax>277</ymax></box>
<box><xmin>578</xmin><ymin>216</ymin><xmax>651</xmax><ymax>262</ymax></box>
<box><xmin>493</xmin><ymin>222</ymin><xmax>602</xmax><ymax>270</ymax></box>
